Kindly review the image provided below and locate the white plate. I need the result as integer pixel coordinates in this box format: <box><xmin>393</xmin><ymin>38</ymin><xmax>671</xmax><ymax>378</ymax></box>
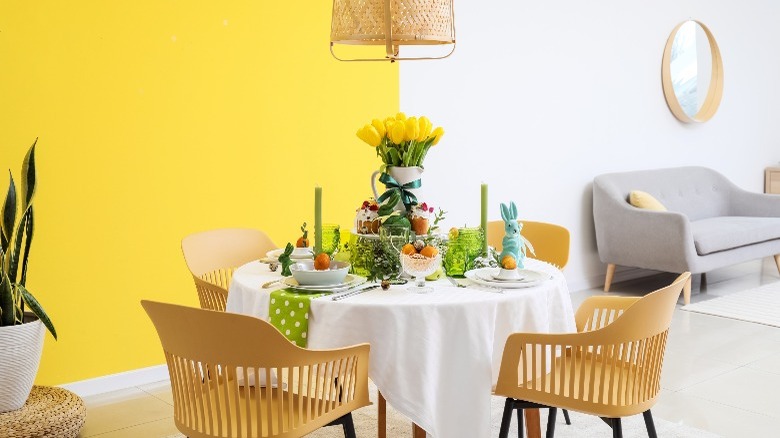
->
<box><xmin>280</xmin><ymin>274</ymin><xmax>366</xmax><ymax>292</ymax></box>
<box><xmin>464</xmin><ymin>268</ymin><xmax>548</xmax><ymax>289</ymax></box>
<box><xmin>266</xmin><ymin>248</ymin><xmax>314</xmax><ymax>261</ymax></box>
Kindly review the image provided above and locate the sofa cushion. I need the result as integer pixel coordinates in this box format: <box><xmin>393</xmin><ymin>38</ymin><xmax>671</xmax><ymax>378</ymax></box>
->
<box><xmin>629</xmin><ymin>190</ymin><xmax>667</xmax><ymax>211</ymax></box>
<box><xmin>691</xmin><ymin>216</ymin><xmax>780</xmax><ymax>255</ymax></box>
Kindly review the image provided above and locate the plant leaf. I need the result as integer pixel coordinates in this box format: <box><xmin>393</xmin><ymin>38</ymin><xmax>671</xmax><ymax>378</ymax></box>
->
<box><xmin>0</xmin><ymin>271</ymin><xmax>14</xmax><ymax>326</ymax></box>
<box><xmin>20</xmin><ymin>207</ymin><xmax>33</xmax><ymax>287</ymax></box>
<box><xmin>1</xmin><ymin>171</ymin><xmax>16</xmax><ymax>253</ymax></box>
<box><xmin>9</xmin><ymin>209</ymin><xmax>29</xmax><ymax>285</ymax></box>
<box><xmin>387</xmin><ymin>148</ymin><xmax>402</xmax><ymax>166</ymax></box>
<box><xmin>21</xmin><ymin>139</ymin><xmax>37</xmax><ymax>212</ymax></box>
<box><xmin>19</xmin><ymin>285</ymin><xmax>56</xmax><ymax>339</ymax></box>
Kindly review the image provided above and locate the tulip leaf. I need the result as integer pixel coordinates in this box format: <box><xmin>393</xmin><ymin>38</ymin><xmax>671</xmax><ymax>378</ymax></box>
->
<box><xmin>19</xmin><ymin>284</ymin><xmax>56</xmax><ymax>339</ymax></box>
<box><xmin>1</xmin><ymin>172</ymin><xmax>16</xmax><ymax>253</ymax></box>
<box><xmin>21</xmin><ymin>139</ymin><xmax>37</xmax><ymax>212</ymax></box>
<box><xmin>387</xmin><ymin>148</ymin><xmax>402</xmax><ymax>166</ymax></box>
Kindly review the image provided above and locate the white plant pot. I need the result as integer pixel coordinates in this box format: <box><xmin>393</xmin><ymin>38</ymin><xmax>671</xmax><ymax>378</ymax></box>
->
<box><xmin>0</xmin><ymin>317</ymin><xmax>45</xmax><ymax>412</ymax></box>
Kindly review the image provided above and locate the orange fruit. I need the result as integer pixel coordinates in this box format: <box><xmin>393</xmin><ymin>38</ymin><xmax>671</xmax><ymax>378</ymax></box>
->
<box><xmin>419</xmin><ymin>245</ymin><xmax>439</xmax><ymax>258</ymax></box>
<box><xmin>501</xmin><ymin>255</ymin><xmax>517</xmax><ymax>270</ymax></box>
<box><xmin>314</xmin><ymin>253</ymin><xmax>331</xmax><ymax>270</ymax></box>
<box><xmin>401</xmin><ymin>243</ymin><xmax>417</xmax><ymax>255</ymax></box>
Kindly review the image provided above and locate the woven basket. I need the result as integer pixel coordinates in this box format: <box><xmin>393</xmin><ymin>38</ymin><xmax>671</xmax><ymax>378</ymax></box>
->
<box><xmin>331</xmin><ymin>0</ymin><xmax>455</xmax><ymax>45</ymax></box>
<box><xmin>0</xmin><ymin>386</ymin><xmax>86</xmax><ymax>438</ymax></box>
<box><xmin>0</xmin><ymin>319</ymin><xmax>45</xmax><ymax>412</ymax></box>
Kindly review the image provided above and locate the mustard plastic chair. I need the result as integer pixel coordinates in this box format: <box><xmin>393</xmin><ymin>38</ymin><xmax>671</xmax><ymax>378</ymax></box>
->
<box><xmin>494</xmin><ymin>272</ymin><xmax>690</xmax><ymax>438</ymax></box>
<box><xmin>142</xmin><ymin>300</ymin><xmax>371</xmax><ymax>438</ymax></box>
<box><xmin>488</xmin><ymin>219</ymin><xmax>574</xmax><ymax>429</ymax></box>
<box><xmin>487</xmin><ymin>220</ymin><xmax>570</xmax><ymax>269</ymax></box>
<box><xmin>182</xmin><ymin>228</ymin><xmax>277</xmax><ymax>311</ymax></box>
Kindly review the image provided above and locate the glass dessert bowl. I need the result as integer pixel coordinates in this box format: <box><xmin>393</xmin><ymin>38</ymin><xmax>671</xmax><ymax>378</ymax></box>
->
<box><xmin>401</xmin><ymin>253</ymin><xmax>441</xmax><ymax>293</ymax></box>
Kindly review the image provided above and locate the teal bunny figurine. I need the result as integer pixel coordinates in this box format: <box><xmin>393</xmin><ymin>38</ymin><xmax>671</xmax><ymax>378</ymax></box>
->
<box><xmin>499</xmin><ymin>202</ymin><xmax>535</xmax><ymax>269</ymax></box>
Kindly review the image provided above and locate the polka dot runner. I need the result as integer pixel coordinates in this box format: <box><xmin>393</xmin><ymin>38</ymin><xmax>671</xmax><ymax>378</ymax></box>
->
<box><xmin>268</xmin><ymin>289</ymin><xmax>328</xmax><ymax>347</ymax></box>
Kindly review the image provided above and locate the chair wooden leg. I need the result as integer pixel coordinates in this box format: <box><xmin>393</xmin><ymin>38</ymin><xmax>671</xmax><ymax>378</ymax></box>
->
<box><xmin>612</xmin><ymin>418</ymin><xmax>623</xmax><ymax>438</ymax></box>
<box><xmin>546</xmin><ymin>408</ymin><xmax>557</xmax><ymax>438</ymax></box>
<box><xmin>562</xmin><ymin>409</ymin><xmax>571</xmax><ymax>425</ymax></box>
<box><xmin>412</xmin><ymin>423</ymin><xmax>426</xmax><ymax>438</ymax></box>
<box><xmin>499</xmin><ymin>398</ymin><xmax>514</xmax><ymax>438</ymax></box>
<box><xmin>604</xmin><ymin>264</ymin><xmax>616</xmax><ymax>292</ymax></box>
<box><xmin>525</xmin><ymin>408</ymin><xmax>541</xmax><ymax>438</ymax></box>
<box><xmin>378</xmin><ymin>391</ymin><xmax>386</xmax><ymax>438</ymax></box>
<box><xmin>683</xmin><ymin>275</ymin><xmax>692</xmax><ymax>305</ymax></box>
<box><xmin>643</xmin><ymin>410</ymin><xmax>658</xmax><ymax>438</ymax></box>
<box><xmin>774</xmin><ymin>255</ymin><xmax>780</xmax><ymax>276</ymax></box>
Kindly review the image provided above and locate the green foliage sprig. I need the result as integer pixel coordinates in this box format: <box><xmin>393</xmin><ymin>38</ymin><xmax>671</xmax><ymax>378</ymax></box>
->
<box><xmin>0</xmin><ymin>140</ymin><xmax>56</xmax><ymax>339</ymax></box>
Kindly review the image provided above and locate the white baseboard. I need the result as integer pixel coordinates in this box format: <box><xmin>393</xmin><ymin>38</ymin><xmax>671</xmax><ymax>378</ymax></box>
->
<box><xmin>59</xmin><ymin>364</ymin><xmax>168</xmax><ymax>398</ymax></box>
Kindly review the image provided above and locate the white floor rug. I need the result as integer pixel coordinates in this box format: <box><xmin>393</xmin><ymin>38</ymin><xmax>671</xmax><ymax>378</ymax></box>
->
<box><xmin>682</xmin><ymin>282</ymin><xmax>780</xmax><ymax>327</ymax></box>
<box><xmin>164</xmin><ymin>382</ymin><xmax>719</xmax><ymax>438</ymax></box>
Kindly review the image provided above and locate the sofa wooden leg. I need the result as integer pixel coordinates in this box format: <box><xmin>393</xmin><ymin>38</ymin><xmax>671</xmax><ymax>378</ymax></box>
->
<box><xmin>683</xmin><ymin>276</ymin><xmax>691</xmax><ymax>305</ymax></box>
<box><xmin>774</xmin><ymin>255</ymin><xmax>780</xmax><ymax>276</ymax></box>
<box><xmin>604</xmin><ymin>264</ymin><xmax>616</xmax><ymax>292</ymax></box>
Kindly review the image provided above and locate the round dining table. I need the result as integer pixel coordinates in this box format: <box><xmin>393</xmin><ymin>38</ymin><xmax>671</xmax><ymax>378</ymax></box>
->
<box><xmin>226</xmin><ymin>258</ymin><xmax>576</xmax><ymax>438</ymax></box>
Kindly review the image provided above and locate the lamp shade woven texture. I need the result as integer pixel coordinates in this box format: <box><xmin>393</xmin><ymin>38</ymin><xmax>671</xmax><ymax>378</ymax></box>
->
<box><xmin>331</xmin><ymin>0</ymin><xmax>455</xmax><ymax>45</ymax></box>
<box><xmin>0</xmin><ymin>386</ymin><xmax>86</xmax><ymax>438</ymax></box>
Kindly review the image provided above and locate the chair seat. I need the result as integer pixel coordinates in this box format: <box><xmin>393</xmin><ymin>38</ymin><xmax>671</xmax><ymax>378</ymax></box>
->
<box><xmin>513</xmin><ymin>350</ymin><xmax>657</xmax><ymax>418</ymax></box>
<box><xmin>178</xmin><ymin>375</ymin><xmax>357</xmax><ymax>438</ymax></box>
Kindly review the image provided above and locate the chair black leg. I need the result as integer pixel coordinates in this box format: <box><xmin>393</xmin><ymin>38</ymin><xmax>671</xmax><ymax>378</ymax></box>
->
<box><xmin>546</xmin><ymin>407</ymin><xmax>557</xmax><ymax>438</ymax></box>
<box><xmin>499</xmin><ymin>398</ymin><xmax>514</xmax><ymax>438</ymax></box>
<box><xmin>516</xmin><ymin>407</ymin><xmax>524</xmax><ymax>438</ymax></box>
<box><xmin>612</xmin><ymin>418</ymin><xmax>623</xmax><ymax>438</ymax></box>
<box><xmin>562</xmin><ymin>409</ymin><xmax>571</xmax><ymax>425</ymax></box>
<box><xmin>643</xmin><ymin>410</ymin><xmax>658</xmax><ymax>438</ymax></box>
<box><xmin>342</xmin><ymin>413</ymin><xmax>356</xmax><ymax>438</ymax></box>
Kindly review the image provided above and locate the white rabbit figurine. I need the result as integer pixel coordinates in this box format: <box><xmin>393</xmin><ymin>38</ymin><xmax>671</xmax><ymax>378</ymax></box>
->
<box><xmin>499</xmin><ymin>202</ymin><xmax>535</xmax><ymax>269</ymax></box>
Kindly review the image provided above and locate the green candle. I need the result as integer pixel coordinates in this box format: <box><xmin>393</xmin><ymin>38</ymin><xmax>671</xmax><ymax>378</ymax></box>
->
<box><xmin>481</xmin><ymin>183</ymin><xmax>488</xmax><ymax>255</ymax></box>
<box><xmin>314</xmin><ymin>186</ymin><xmax>323</xmax><ymax>254</ymax></box>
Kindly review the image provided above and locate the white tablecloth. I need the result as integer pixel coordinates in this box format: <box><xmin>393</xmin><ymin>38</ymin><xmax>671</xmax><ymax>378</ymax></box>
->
<box><xmin>226</xmin><ymin>259</ymin><xmax>575</xmax><ymax>438</ymax></box>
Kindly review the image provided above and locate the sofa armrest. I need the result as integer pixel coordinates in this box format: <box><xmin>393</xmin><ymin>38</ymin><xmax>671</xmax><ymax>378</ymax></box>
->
<box><xmin>729</xmin><ymin>187</ymin><xmax>780</xmax><ymax>217</ymax></box>
<box><xmin>593</xmin><ymin>179</ymin><xmax>697</xmax><ymax>272</ymax></box>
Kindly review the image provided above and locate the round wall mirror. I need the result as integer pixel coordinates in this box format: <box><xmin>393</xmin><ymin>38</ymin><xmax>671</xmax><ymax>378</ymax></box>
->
<box><xmin>662</xmin><ymin>20</ymin><xmax>724</xmax><ymax>123</ymax></box>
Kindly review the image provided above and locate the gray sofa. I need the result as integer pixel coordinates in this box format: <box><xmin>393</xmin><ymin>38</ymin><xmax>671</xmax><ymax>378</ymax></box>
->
<box><xmin>593</xmin><ymin>166</ymin><xmax>780</xmax><ymax>304</ymax></box>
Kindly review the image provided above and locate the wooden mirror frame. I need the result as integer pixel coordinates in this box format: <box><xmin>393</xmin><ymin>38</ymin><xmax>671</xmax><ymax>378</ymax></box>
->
<box><xmin>661</xmin><ymin>20</ymin><xmax>724</xmax><ymax>123</ymax></box>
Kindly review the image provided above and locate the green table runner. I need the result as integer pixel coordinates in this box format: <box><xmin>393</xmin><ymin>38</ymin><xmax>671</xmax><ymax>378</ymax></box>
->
<box><xmin>268</xmin><ymin>289</ymin><xmax>328</xmax><ymax>347</ymax></box>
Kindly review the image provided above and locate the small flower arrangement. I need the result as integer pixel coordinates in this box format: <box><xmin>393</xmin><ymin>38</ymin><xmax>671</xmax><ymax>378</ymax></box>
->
<box><xmin>356</xmin><ymin>112</ymin><xmax>445</xmax><ymax>168</ymax></box>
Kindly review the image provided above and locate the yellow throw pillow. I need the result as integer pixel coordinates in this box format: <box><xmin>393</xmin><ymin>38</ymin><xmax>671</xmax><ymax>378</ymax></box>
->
<box><xmin>629</xmin><ymin>190</ymin><xmax>667</xmax><ymax>211</ymax></box>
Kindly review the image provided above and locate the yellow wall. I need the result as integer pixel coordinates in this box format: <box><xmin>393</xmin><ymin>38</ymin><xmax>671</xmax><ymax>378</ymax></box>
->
<box><xmin>0</xmin><ymin>1</ymin><xmax>398</xmax><ymax>385</ymax></box>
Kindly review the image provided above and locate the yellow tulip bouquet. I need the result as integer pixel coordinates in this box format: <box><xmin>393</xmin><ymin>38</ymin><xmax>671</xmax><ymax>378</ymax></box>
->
<box><xmin>356</xmin><ymin>112</ymin><xmax>444</xmax><ymax>169</ymax></box>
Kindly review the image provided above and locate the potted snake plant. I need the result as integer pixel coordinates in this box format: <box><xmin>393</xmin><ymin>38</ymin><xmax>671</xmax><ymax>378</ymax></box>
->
<box><xmin>0</xmin><ymin>139</ymin><xmax>56</xmax><ymax>412</ymax></box>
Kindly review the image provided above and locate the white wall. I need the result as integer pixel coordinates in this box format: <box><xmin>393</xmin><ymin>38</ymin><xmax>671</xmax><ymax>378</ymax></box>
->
<box><xmin>401</xmin><ymin>0</ymin><xmax>780</xmax><ymax>291</ymax></box>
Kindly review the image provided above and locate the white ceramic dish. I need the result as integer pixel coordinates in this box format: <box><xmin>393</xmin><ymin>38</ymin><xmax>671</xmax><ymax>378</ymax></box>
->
<box><xmin>266</xmin><ymin>247</ymin><xmax>314</xmax><ymax>261</ymax></box>
<box><xmin>280</xmin><ymin>274</ymin><xmax>365</xmax><ymax>292</ymax></box>
<box><xmin>465</xmin><ymin>268</ymin><xmax>548</xmax><ymax>289</ymax></box>
<box><xmin>289</xmin><ymin>260</ymin><xmax>350</xmax><ymax>286</ymax></box>
<box><xmin>495</xmin><ymin>268</ymin><xmax>524</xmax><ymax>281</ymax></box>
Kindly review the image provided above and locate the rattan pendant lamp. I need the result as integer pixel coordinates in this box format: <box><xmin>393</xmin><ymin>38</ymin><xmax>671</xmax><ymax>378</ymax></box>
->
<box><xmin>330</xmin><ymin>0</ymin><xmax>456</xmax><ymax>62</ymax></box>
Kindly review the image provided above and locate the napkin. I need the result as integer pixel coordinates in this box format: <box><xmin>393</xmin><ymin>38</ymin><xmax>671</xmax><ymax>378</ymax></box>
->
<box><xmin>268</xmin><ymin>289</ymin><xmax>328</xmax><ymax>347</ymax></box>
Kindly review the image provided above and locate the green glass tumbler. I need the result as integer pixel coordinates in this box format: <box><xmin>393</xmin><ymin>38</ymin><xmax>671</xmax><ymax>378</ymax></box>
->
<box><xmin>349</xmin><ymin>232</ymin><xmax>376</xmax><ymax>277</ymax></box>
<box><xmin>319</xmin><ymin>224</ymin><xmax>341</xmax><ymax>256</ymax></box>
<box><xmin>443</xmin><ymin>227</ymin><xmax>484</xmax><ymax>277</ymax></box>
